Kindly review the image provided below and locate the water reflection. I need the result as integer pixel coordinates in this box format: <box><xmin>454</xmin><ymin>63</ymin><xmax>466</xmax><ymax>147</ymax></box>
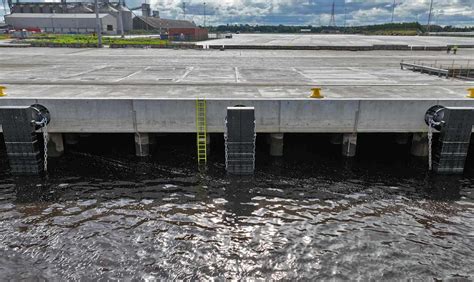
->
<box><xmin>0</xmin><ymin>134</ymin><xmax>473</xmax><ymax>279</ymax></box>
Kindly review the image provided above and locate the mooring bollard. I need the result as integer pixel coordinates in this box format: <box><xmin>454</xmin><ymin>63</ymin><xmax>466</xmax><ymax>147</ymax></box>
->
<box><xmin>0</xmin><ymin>85</ymin><xmax>6</xmax><ymax>97</ymax></box>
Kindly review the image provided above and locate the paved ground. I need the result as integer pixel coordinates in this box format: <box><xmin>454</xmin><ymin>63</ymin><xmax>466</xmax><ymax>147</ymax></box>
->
<box><xmin>199</xmin><ymin>34</ymin><xmax>474</xmax><ymax>47</ymax></box>
<box><xmin>0</xmin><ymin>47</ymin><xmax>472</xmax><ymax>99</ymax></box>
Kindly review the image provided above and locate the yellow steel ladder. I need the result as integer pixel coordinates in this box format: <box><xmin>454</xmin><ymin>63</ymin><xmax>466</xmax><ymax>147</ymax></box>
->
<box><xmin>196</xmin><ymin>99</ymin><xmax>207</xmax><ymax>165</ymax></box>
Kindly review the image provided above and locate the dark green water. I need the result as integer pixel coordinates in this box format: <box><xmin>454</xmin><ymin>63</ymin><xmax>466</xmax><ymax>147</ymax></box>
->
<box><xmin>0</xmin><ymin>134</ymin><xmax>473</xmax><ymax>280</ymax></box>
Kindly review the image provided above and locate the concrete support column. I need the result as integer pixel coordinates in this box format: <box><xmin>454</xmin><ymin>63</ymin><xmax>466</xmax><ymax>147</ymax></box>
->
<box><xmin>342</xmin><ymin>133</ymin><xmax>357</xmax><ymax>157</ymax></box>
<box><xmin>134</xmin><ymin>133</ymin><xmax>149</xmax><ymax>157</ymax></box>
<box><xmin>411</xmin><ymin>133</ymin><xmax>428</xmax><ymax>157</ymax></box>
<box><xmin>330</xmin><ymin>133</ymin><xmax>342</xmax><ymax>145</ymax></box>
<box><xmin>395</xmin><ymin>133</ymin><xmax>410</xmax><ymax>145</ymax></box>
<box><xmin>270</xmin><ymin>133</ymin><xmax>284</xmax><ymax>157</ymax></box>
<box><xmin>47</xmin><ymin>133</ymin><xmax>64</xmax><ymax>157</ymax></box>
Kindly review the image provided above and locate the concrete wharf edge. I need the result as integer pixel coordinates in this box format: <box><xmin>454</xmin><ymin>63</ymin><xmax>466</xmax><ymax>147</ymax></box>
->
<box><xmin>1</xmin><ymin>97</ymin><xmax>474</xmax><ymax>134</ymax></box>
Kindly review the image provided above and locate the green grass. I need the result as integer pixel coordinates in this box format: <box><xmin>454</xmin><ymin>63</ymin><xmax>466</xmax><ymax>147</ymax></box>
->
<box><xmin>0</xmin><ymin>34</ymin><xmax>10</xmax><ymax>40</ymax></box>
<box><xmin>28</xmin><ymin>34</ymin><xmax>169</xmax><ymax>45</ymax></box>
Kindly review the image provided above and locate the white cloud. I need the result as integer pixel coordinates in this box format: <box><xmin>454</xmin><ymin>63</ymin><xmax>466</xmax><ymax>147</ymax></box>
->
<box><xmin>147</xmin><ymin>0</ymin><xmax>473</xmax><ymax>26</ymax></box>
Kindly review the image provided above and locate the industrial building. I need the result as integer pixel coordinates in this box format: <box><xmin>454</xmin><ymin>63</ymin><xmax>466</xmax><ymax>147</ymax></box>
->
<box><xmin>168</xmin><ymin>27</ymin><xmax>208</xmax><ymax>41</ymax></box>
<box><xmin>133</xmin><ymin>16</ymin><xmax>197</xmax><ymax>30</ymax></box>
<box><xmin>133</xmin><ymin>16</ymin><xmax>208</xmax><ymax>40</ymax></box>
<box><xmin>4</xmin><ymin>1</ymin><xmax>207</xmax><ymax>39</ymax></box>
<box><xmin>5</xmin><ymin>13</ymin><xmax>118</xmax><ymax>34</ymax></box>
<box><xmin>5</xmin><ymin>2</ymin><xmax>134</xmax><ymax>34</ymax></box>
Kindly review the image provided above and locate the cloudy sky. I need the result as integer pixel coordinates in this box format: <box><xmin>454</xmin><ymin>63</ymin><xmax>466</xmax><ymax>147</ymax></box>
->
<box><xmin>1</xmin><ymin>0</ymin><xmax>473</xmax><ymax>26</ymax></box>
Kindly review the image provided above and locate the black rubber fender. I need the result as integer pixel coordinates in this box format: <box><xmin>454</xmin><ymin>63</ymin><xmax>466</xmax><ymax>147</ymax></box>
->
<box><xmin>425</xmin><ymin>105</ymin><xmax>445</xmax><ymax>131</ymax></box>
<box><xmin>30</xmin><ymin>104</ymin><xmax>51</xmax><ymax>130</ymax></box>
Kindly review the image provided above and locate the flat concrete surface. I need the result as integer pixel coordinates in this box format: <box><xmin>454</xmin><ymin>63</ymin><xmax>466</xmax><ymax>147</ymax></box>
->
<box><xmin>1</xmin><ymin>46</ymin><xmax>474</xmax><ymax>133</ymax></box>
<box><xmin>0</xmin><ymin>47</ymin><xmax>473</xmax><ymax>99</ymax></box>
<box><xmin>199</xmin><ymin>34</ymin><xmax>474</xmax><ymax>47</ymax></box>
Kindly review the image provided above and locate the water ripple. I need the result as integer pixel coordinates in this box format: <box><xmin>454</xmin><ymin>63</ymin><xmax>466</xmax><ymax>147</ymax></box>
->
<box><xmin>0</xmin><ymin>152</ymin><xmax>473</xmax><ymax>280</ymax></box>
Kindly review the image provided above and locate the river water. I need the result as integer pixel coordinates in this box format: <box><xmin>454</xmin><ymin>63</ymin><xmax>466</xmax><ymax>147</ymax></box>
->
<box><xmin>0</xmin><ymin>134</ymin><xmax>473</xmax><ymax>280</ymax></box>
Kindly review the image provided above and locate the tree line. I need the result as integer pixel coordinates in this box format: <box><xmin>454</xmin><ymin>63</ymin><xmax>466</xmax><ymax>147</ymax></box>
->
<box><xmin>206</xmin><ymin>22</ymin><xmax>474</xmax><ymax>35</ymax></box>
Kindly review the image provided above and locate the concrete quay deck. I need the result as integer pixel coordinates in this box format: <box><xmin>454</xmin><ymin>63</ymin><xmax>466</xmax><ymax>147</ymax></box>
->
<box><xmin>0</xmin><ymin>47</ymin><xmax>473</xmax><ymax>134</ymax></box>
<box><xmin>199</xmin><ymin>34</ymin><xmax>474</xmax><ymax>49</ymax></box>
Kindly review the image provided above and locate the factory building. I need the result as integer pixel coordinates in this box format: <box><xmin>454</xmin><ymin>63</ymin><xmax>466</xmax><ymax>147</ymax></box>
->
<box><xmin>5</xmin><ymin>13</ymin><xmax>117</xmax><ymax>34</ymax></box>
<box><xmin>133</xmin><ymin>16</ymin><xmax>208</xmax><ymax>41</ymax></box>
<box><xmin>4</xmin><ymin>1</ymin><xmax>208</xmax><ymax>40</ymax></box>
<box><xmin>6</xmin><ymin>2</ymin><xmax>133</xmax><ymax>34</ymax></box>
<box><xmin>168</xmin><ymin>27</ymin><xmax>209</xmax><ymax>41</ymax></box>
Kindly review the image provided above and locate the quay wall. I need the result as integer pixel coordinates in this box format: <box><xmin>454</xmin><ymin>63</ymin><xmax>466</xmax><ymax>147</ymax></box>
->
<box><xmin>1</xmin><ymin>98</ymin><xmax>474</xmax><ymax>134</ymax></box>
